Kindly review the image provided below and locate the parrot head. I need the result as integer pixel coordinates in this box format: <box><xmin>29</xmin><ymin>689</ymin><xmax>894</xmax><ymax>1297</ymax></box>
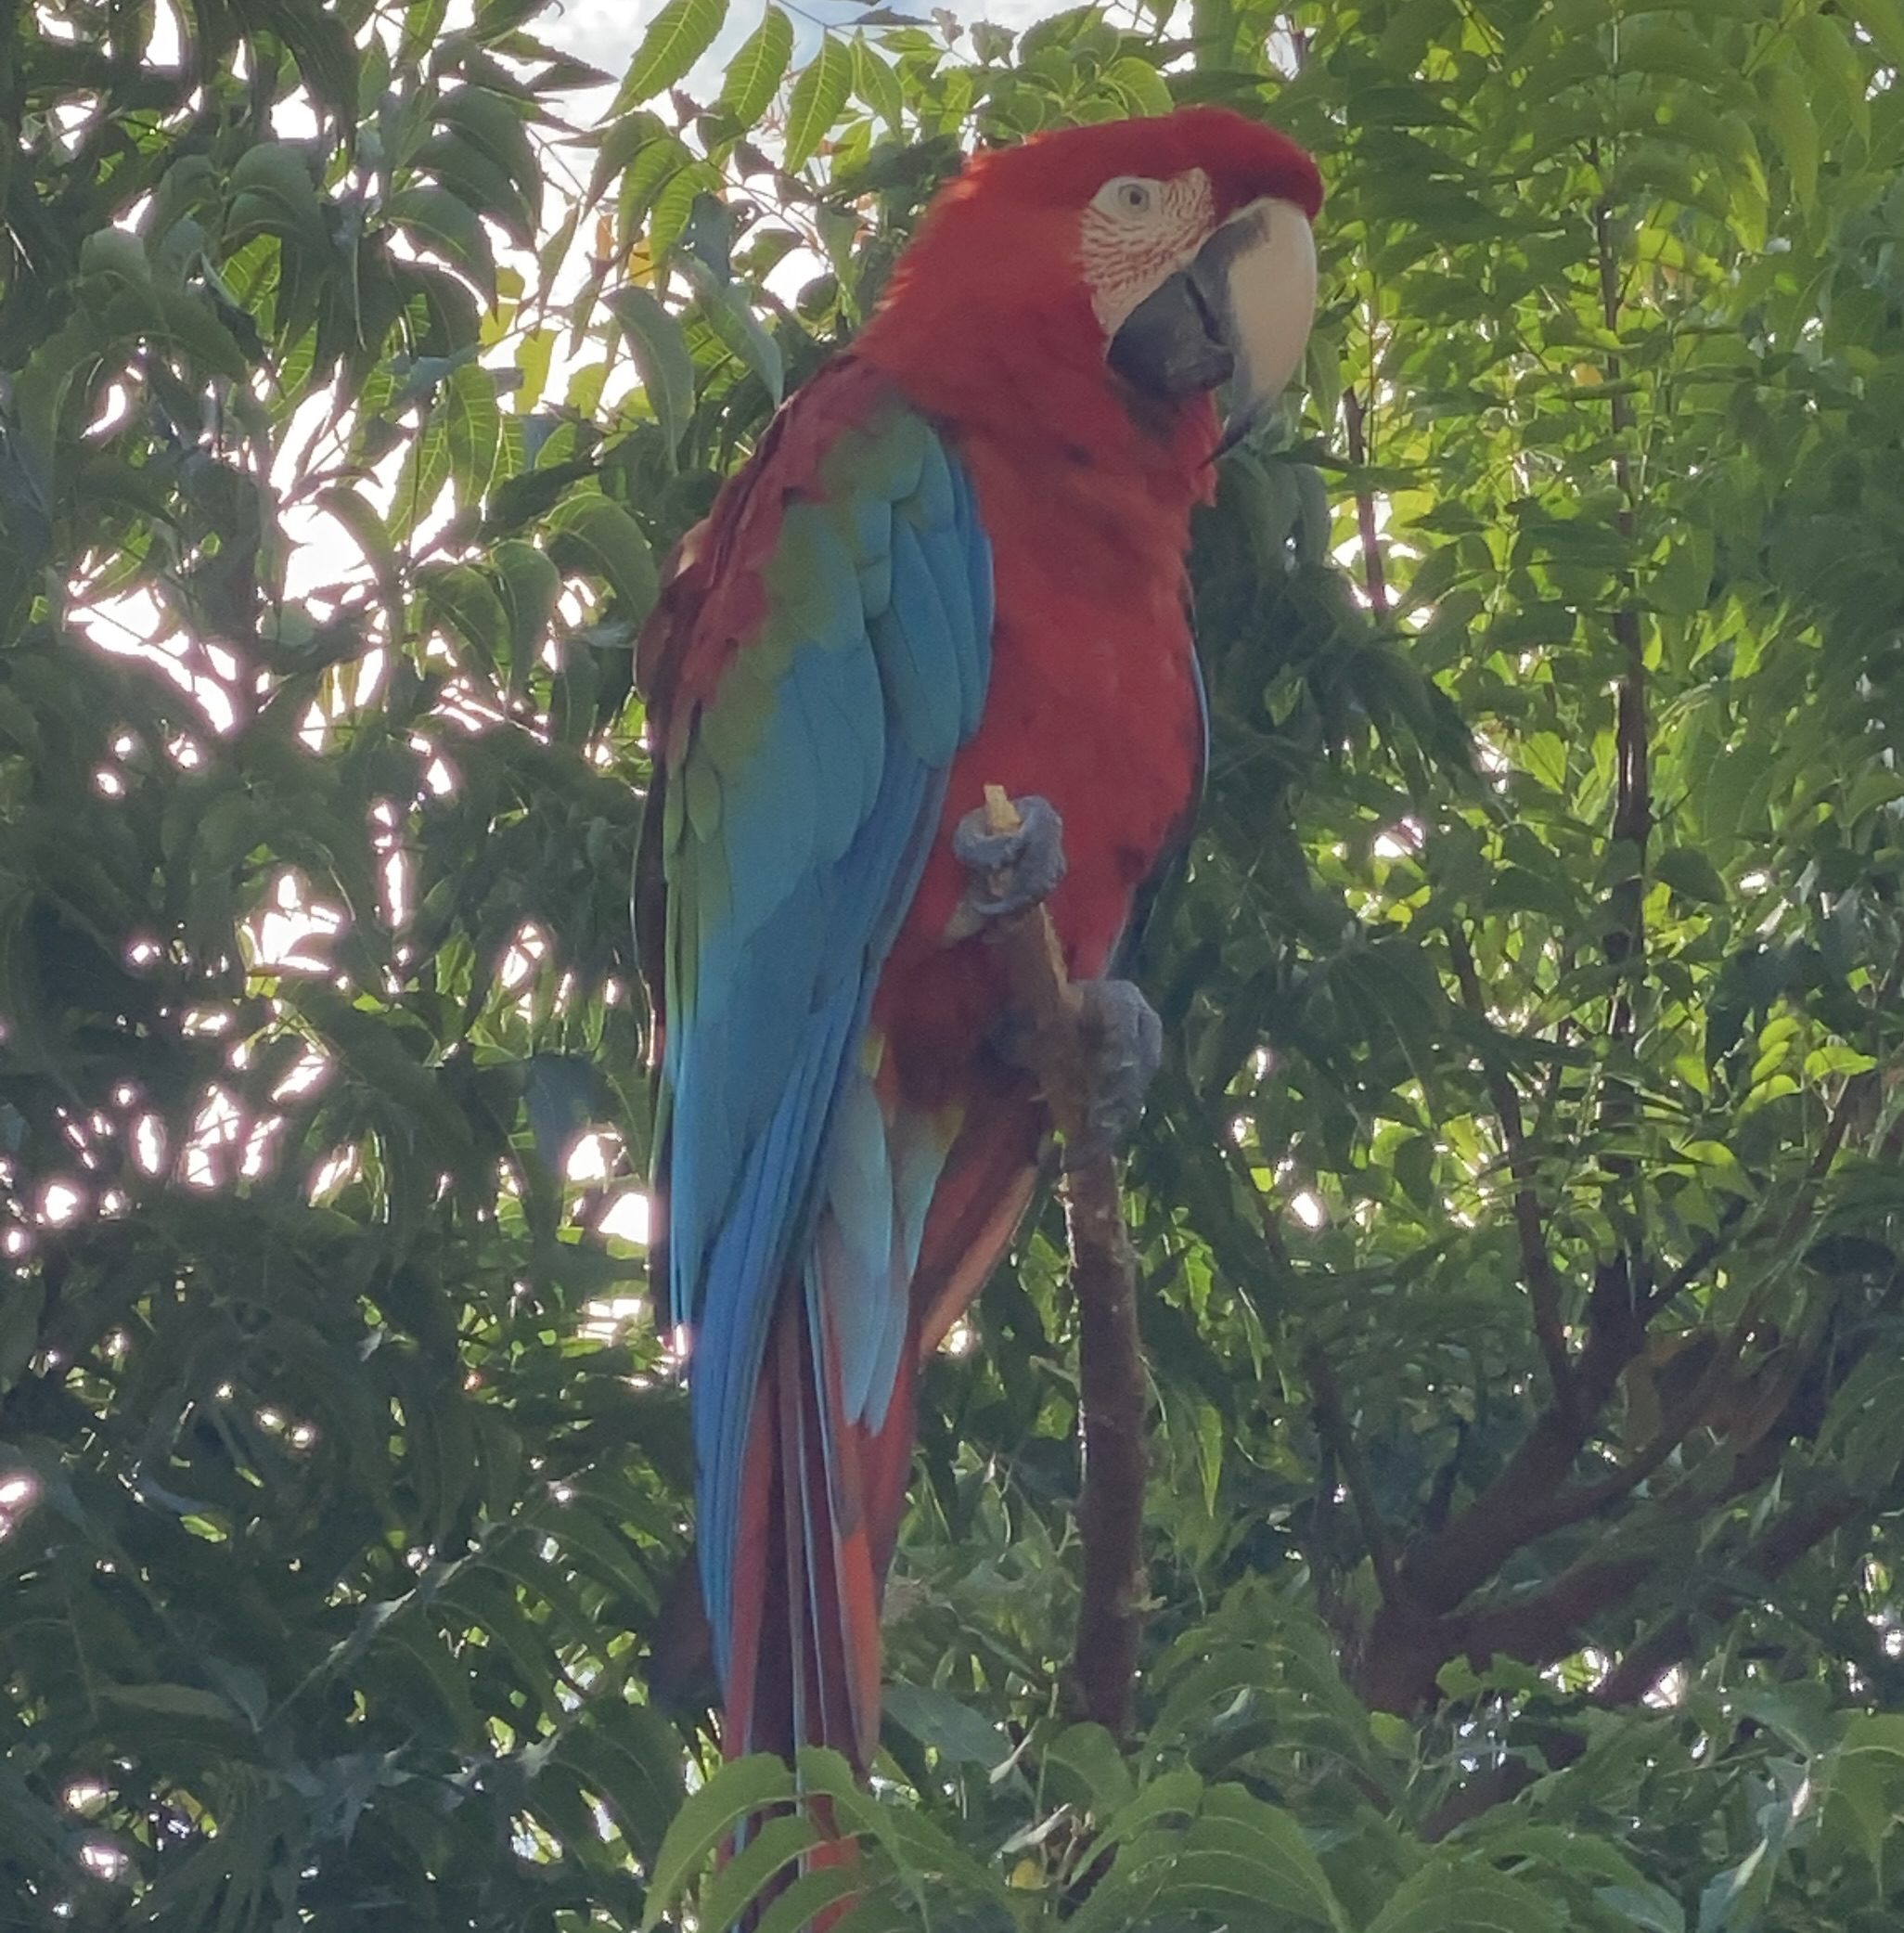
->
<box><xmin>858</xmin><ymin>106</ymin><xmax>1322</xmax><ymax>457</ymax></box>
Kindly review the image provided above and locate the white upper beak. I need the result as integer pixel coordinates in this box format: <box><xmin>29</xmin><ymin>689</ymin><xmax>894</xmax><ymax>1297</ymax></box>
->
<box><xmin>1199</xmin><ymin>195</ymin><xmax>1318</xmax><ymax>451</ymax></box>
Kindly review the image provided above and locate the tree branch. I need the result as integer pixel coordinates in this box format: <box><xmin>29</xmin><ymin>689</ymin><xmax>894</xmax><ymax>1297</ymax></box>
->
<box><xmin>975</xmin><ymin>785</ymin><xmax>1148</xmax><ymax>1741</ymax></box>
<box><xmin>1417</xmin><ymin>1481</ymin><xmax>1858</xmax><ymax>1837</ymax></box>
<box><xmin>1394</xmin><ymin>1297</ymin><xmax>1646</xmax><ymax>1621</ymax></box>
<box><xmin>1452</xmin><ymin>1548</ymin><xmax>1658</xmax><ymax>1675</ymax></box>
<box><xmin>1401</xmin><ymin>1304</ymin><xmax>1865</xmax><ymax>1733</ymax></box>
<box><xmin>1417</xmin><ymin>1475</ymin><xmax>1858</xmax><ymax>1837</ymax></box>
<box><xmin>1590</xmin><ymin>1484</ymin><xmax>1858</xmax><ymax>1708</ymax></box>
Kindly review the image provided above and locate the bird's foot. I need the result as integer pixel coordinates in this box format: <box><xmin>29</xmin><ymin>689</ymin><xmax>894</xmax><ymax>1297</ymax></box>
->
<box><xmin>1068</xmin><ymin>976</ymin><xmax>1163</xmax><ymax>1166</ymax></box>
<box><xmin>951</xmin><ymin>793</ymin><xmax>1067</xmax><ymax>921</ymax></box>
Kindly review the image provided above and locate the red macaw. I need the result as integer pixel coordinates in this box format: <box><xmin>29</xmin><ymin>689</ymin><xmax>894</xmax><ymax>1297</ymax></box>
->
<box><xmin>636</xmin><ymin>107</ymin><xmax>1321</xmax><ymax>1774</ymax></box>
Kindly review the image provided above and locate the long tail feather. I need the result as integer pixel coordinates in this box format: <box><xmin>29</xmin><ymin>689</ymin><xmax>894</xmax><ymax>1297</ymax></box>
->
<box><xmin>727</xmin><ymin>1295</ymin><xmax>880</xmax><ymax>1765</ymax></box>
<box><xmin>716</xmin><ymin>1066</ymin><xmax>1045</xmax><ymax>1931</ymax></box>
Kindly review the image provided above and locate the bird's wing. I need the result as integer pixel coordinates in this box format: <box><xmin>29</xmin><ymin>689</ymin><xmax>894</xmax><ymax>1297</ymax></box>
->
<box><xmin>636</xmin><ymin>359</ymin><xmax>994</xmax><ymax>1746</ymax></box>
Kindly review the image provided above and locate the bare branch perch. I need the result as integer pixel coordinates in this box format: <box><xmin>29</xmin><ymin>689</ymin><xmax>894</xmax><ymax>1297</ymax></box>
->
<box><xmin>976</xmin><ymin>784</ymin><xmax>1149</xmax><ymax>1740</ymax></box>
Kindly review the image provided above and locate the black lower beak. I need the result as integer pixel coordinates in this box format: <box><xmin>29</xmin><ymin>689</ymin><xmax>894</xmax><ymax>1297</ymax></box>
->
<box><xmin>1106</xmin><ymin>262</ymin><xmax>1234</xmax><ymax>403</ymax></box>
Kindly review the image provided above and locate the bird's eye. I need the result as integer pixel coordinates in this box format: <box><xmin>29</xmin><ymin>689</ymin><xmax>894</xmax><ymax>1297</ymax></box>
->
<box><xmin>1096</xmin><ymin>175</ymin><xmax>1159</xmax><ymax>220</ymax></box>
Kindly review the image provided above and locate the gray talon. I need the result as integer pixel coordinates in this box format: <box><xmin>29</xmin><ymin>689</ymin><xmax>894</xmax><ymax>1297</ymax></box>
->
<box><xmin>952</xmin><ymin>793</ymin><xmax>1067</xmax><ymax>920</ymax></box>
<box><xmin>1071</xmin><ymin>977</ymin><xmax>1163</xmax><ymax>1164</ymax></box>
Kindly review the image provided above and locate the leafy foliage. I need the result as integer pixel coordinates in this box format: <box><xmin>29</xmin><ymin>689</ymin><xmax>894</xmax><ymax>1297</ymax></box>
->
<box><xmin>5</xmin><ymin>0</ymin><xmax>1904</xmax><ymax>1928</ymax></box>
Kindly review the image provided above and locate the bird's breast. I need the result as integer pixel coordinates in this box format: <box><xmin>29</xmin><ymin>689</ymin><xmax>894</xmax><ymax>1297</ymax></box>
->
<box><xmin>876</xmin><ymin>444</ymin><xmax>1203</xmax><ymax>1108</ymax></box>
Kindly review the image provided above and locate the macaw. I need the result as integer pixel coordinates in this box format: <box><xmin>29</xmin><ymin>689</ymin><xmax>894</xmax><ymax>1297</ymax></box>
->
<box><xmin>635</xmin><ymin>106</ymin><xmax>1321</xmax><ymax>1774</ymax></box>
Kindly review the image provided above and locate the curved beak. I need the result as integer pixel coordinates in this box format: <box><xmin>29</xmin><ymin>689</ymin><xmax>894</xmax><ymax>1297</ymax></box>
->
<box><xmin>1106</xmin><ymin>196</ymin><xmax>1318</xmax><ymax>453</ymax></box>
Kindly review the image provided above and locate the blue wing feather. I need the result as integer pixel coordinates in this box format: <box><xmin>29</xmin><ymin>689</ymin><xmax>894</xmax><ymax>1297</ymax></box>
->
<box><xmin>654</xmin><ymin>395</ymin><xmax>994</xmax><ymax>1688</ymax></box>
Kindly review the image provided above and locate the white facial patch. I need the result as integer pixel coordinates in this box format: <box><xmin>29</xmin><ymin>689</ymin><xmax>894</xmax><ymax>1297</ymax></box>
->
<box><xmin>1080</xmin><ymin>167</ymin><xmax>1216</xmax><ymax>335</ymax></box>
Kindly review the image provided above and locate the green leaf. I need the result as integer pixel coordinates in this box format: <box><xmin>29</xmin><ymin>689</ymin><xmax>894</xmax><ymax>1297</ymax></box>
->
<box><xmin>1044</xmin><ymin>1721</ymin><xmax>1136</xmax><ymax>1815</ymax></box>
<box><xmin>226</xmin><ymin>139</ymin><xmax>328</xmax><ymax>245</ymax></box>
<box><xmin>1179</xmin><ymin>1788</ymin><xmax>1349</xmax><ymax>1930</ymax></box>
<box><xmin>1794</xmin><ymin>12</ymin><xmax>1870</xmax><ymax>137</ymax></box>
<box><xmin>677</xmin><ymin>251</ymin><xmax>784</xmax><ymax>404</ymax></box>
<box><xmin>1614</xmin><ymin>20</ymin><xmax>1734</xmax><ymax>92</ymax></box>
<box><xmin>882</xmin><ymin>1682</ymin><xmax>1008</xmax><ymax>1768</ymax></box>
<box><xmin>1655</xmin><ymin>846</ymin><xmax>1727</xmax><ymax>905</ymax></box>
<box><xmin>606</xmin><ymin>286</ymin><xmax>695</xmax><ymax>456</ymax></box>
<box><xmin>129</xmin><ymin>284</ymin><xmax>252</xmax><ymax>379</ymax></box>
<box><xmin>792</xmin><ymin>1746</ymin><xmax>1003</xmax><ymax>1905</ymax></box>
<box><xmin>1107</xmin><ymin>55</ymin><xmax>1173</xmax><ymax>116</ymax></box>
<box><xmin>315</xmin><ymin>483</ymin><xmax>405</xmax><ymax>635</ymax></box>
<box><xmin>1650</xmin><ymin>526</ymin><xmax>1714</xmax><ymax>615</ymax></box>
<box><xmin>554</xmin><ymin>1709</ymin><xmax>684</xmax><ymax>1861</ymax></box>
<box><xmin>1596</xmin><ymin>1881</ymin><xmax>1688</xmax><ymax>1933</ymax></box>
<box><xmin>617</xmin><ymin>0</ymin><xmax>729</xmax><ymax>109</ymax></box>
<box><xmin>1824</xmin><ymin>1716</ymin><xmax>1904</xmax><ymax>1886</ymax></box>
<box><xmin>718</xmin><ymin>6</ymin><xmax>794</xmax><ymax>128</ymax></box>
<box><xmin>546</xmin><ymin>491</ymin><xmax>660</xmax><ymax>622</ymax></box>
<box><xmin>754</xmin><ymin>1868</ymin><xmax>864</xmax><ymax>1933</ymax></box>
<box><xmin>1364</xmin><ymin>1859</ymin><xmax>1565</xmax><ymax>1933</ymax></box>
<box><xmin>445</xmin><ymin>1573</ymin><xmax>562</xmax><ymax>1715</ymax></box>
<box><xmin>420</xmin><ymin>561</ymin><xmax>511</xmax><ymax>668</ymax></box>
<box><xmin>1521</xmin><ymin>731</ymin><xmax>1568</xmax><ymax>791</ymax></box>
<box><xmin>587</xmin><ymin>108</ymin><xmax>670</xmax><ymax>210</ymax></box>
<box><xmin>696</xmin><ymin>1812</ymin><xmax>819</xmax><ymax>1933</ymax></box>
<box><xmin>79</xmin><ymin>226</ymin><xmax>152</xmax><ymax>287</ymax></box>
<box><xmin>98</xmin><ymin>1682</ymin><xmax>244</xmax><ymax>1724</ymax></box>
<box><xmin>273</xmin><ymin>0</ymin><xmax>360</xmax><ymax>127</ymax></box>
<box><xmin>853</xmin><ymin>36</ymin><xmax>905</xmax><ymax>134</ymax></box>
<box><xmin>489</xmin><ymin>538</ymin><xmax>561</xmax><ymax>674</ymax></box>
<box><xmin>648</xmin><ymin>159</ymin><xmax>723</xmax><ymax>263</ymax></box>
<box><xmin>971</xmin><ymin>20</ymin><xmax>1015</xmax><ymax>62</ymax></box>
<box><xmin>384</xmin><ymin>186</ymin><xmax>497</xmax><ymax>300</ymax></box>
<box><xmin>437</xmin><ymin>85</ymin><xmax>540</xmax><ymax>213</ymax></box>
<box><xmin>1760</xmin><ymin>63</ymin><xmax>1819</xmax><ymax>213</ymax></box>
<box><xmin>640</xmin><ymin>1754</ymin><xmax>797</xmax><ymax>1927</ymax></box>
<box><xmin>413</xmin><ymin>130</ymin><xmax>535</xmax><ymax>248</ymax></box>
<box><xmin>1844</xmin><ymin>0</ymin><xmax>1904</xmax><ymax>66</ymax></box>
<box><xmin>785</xmin><ymin>34</ymin><xmax>855</xmax><ymax>171</ymax></box>
<box><xmin>445</xmin><ymin>361</ymin><xmax>502</xmax><ymax>508</ymax></box>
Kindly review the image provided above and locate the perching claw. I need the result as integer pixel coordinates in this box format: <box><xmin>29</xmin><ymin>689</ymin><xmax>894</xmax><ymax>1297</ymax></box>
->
<box><xmin>952</xmin><ymin>792</ymin><xmax>1067</xmax><ymax>921</ymax></box>
<box><xmin>950</xmin><ymin>789</ymin><xmax>1160</xmax><ymax>1160</ymax></box>
<box><xmin>1070</xmin><ymin>975</ymin><xmax>1163</xmax><ymax>1165</ymax></box>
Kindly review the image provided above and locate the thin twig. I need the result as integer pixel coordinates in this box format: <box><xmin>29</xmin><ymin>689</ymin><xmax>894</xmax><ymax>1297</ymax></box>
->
<box><xmin>1591</xmin><ymin>182</ymin><xmax>1652</xmax><ymax>1041</ymax></box>
<box><xmin>1644</xmin><ymin>936</ymin><xmax>1904</xmax><ymax>1321</ymax></box>
<box><xmin>1784</xmin><ymin>938</ymin><xmax>1904</xmax><ymax>1224</ymax></box>
<box><xmin>1343</xmin><ymin>386</ymin><xmax>1389</xmax><ymax>621</ymax></box>
<box><xmin>1306</xmin><ymin>1346</ymin><xmax>1401</xmax><ymax>1603</ymax></box>
<box><xmin>976</xmin><ymin>785</ymin><xmax>1149</xmax><ymax>1741</ymax></box>
<box><xmin>1447</xmin><ymin>923</ymin><xmax>1572</xmax><ymax>1410</ymax></box>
